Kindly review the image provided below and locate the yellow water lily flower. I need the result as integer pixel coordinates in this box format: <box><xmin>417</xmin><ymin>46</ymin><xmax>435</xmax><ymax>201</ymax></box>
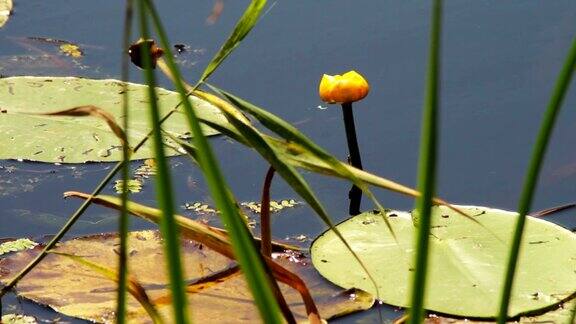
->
<box><xmin>318</xmin><ymin>70</ymin><xmax>370</xmax><ymax>104</ymax></box>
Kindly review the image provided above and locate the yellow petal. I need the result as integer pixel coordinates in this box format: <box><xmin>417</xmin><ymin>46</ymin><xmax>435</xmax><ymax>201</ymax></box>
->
<box><xmin>318</xmin><ymin>70</ymin><xmax>369</xmax><ymax>104</ymax></box>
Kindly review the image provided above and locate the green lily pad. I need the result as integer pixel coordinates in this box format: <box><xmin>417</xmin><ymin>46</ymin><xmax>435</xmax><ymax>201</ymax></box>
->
<box><xmin>422</xmin><ymin>298</ymin><xmax>576</xmax><ymax>323</ymax></box>
<box><xmin>0</xmin><ymin>76</ymin><xmax>228</xmax><ymax>163</ymax></box>
<box><xmin>0</xmin><ymin>230</ymin><xmax>374</xmax><ymax>322</ymax></box>
<box><xmin>311</xmin><ymin>206</ymin><xmax>576</xmax><ymax>318</ymax></box>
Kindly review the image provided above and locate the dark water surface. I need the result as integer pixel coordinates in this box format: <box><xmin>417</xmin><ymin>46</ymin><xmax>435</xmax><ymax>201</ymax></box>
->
<box><xmin>1</xmin><ymin>1</ymin><xmax>576</xmax><ymax>322</ymax></box>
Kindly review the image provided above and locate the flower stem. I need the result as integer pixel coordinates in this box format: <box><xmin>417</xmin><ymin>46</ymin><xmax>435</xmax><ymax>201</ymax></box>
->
<box><xmin>341</xmin><ymin>102</ymin><xmax>363</xmax><ymax>215</ymax></box>
<box><xmin>260</xmin><ymin>166</ymin><xmax>275</xmax><ymax>257</ymax></box>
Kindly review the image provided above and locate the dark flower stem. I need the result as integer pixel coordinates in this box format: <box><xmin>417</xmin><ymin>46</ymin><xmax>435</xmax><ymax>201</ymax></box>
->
<box><xmin>260</xmin><ymin>166</ymin><xmax>275</xmax><ymax>257</ymax></box>
<box><xmin>341</xmin><ymin>102</ymin><xmax>363</xmax><ymax>215</ymax></box>
<box><xmin>258</xmin><ymin>165</ymin><xmax>297</xmax><ymax>324</ymax></box>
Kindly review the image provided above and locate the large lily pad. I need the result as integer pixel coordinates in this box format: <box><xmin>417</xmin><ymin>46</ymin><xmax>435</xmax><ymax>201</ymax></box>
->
<box><xmin>311</xmin><ymin>206</ymin><xmax>576</xmax><ymax>318</ymax></box>
<box><xmin>424</xmin><ymin>298</ymin><xmax>576</xmax><ymax>323</ymax></box>
<box><xmin>0</xmin><ymin>230</ymin><xmax>374</xmax><ymax>322</ymax></box>
<box><xmin>0</xmin><ymin>76</ymin><xmax>228</xmax><ymax>163</ymax></box>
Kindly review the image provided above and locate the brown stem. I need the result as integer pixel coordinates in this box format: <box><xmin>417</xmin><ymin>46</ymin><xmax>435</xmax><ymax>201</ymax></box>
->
<box><xmin>258</xmin><ymin>167</ymin><xmax>298</xmax><ymax>323</ymax></box>
<box><xmin>260</xmin><ymin>166</ymin><xmax>275</xmax><ymax>257</ymax></box>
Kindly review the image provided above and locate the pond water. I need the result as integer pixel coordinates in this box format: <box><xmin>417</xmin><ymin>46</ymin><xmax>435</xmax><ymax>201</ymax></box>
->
<box><xmin>1</xmin><ymin>0</ymin><xmax>576</xmax><ymax>322</ymax></box>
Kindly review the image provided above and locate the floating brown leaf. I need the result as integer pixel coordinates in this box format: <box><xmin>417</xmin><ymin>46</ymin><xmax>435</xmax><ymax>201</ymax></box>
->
<box><xmin>0</xmin><ymin>230</ymin><xmax>374</xmax><ymax>323</ymax></box>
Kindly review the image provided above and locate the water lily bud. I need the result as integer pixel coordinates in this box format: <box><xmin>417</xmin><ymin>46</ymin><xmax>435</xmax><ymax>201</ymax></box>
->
<box><xmin>318</xmin><ymin>71</ymin><xmax>370</xmax><ymax>104</ymax></box>
<box><xmin>128</xmin><ymin>38</ymin><xmax>164</xmax><ymax>69</ymax></box>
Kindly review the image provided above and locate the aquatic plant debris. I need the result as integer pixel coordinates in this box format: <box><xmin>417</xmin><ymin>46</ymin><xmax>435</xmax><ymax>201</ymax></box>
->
<box><xmin>113</xmin><ymin>179</ymin><xmax>142</xmax><ymax>194</ymax></box>
<box><xmin>241</xmin><ymin>199</ymin><xmax>300</xmax><ymax>214</ymax></box>
<box><xmin>0</xmin><ymin>76</ymin><xmax>229</xmax><ymax>162</ymax></box>
<box><xmin>58</xmin><ymin>43</ymin><xmax>83</xmax><ymax>58</ymax></box>
<box><xmin>134</xmin><ymin>159</ymin><xmax>157</xmax><ymax>178</ymax></box>
<box><xmin>0</xmin><ymin>230</ymin><xmax>374</xmax><ymax>322</ymax></box>
<box><xmin>183</xmin><ymin>199</ymin><xmax>300</xmax><ymax>215</ymax></box>
<box><xmin>1</xmin><ymin>314</ymin><xmax>38</xmax><ymax>324</ymax></box>
<box><xmin>311</xmin><ymin>205</ymin><xmax>576</xmax><ymax>318</ymax></box>
<box><xmin>0</xmin><ymin>238</ymin><xmax>38</xmax><ymax>256</ymax></box>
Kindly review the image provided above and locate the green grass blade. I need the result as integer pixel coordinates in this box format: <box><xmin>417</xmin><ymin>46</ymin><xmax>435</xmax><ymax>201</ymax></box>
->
<box><xmin>199</xmin><ymin>0</ymin><xmax>267</xmax><ymax>83</ymax></box>
<box><xmin>202</xmin><ymin>94</ymin><xmax>383</xmax><ymax>300</ymax></box>
<box><xmin>408</xmin><ymin>1</ymin><xmax>442</xmax><ymax>323</ymax></box>
<box><xmin>143</xmin><ymin>1</ymin><xmax>284</xmax><ymax>322</ymax></box>
<box><xmin>136</xmin><ymin>2</ymin><xmax>190</xmax><ymax>323</ymax></box>
<box><xmin>497</xmin><ymin>34</ymin><xmax>576</xmax><ymax>324</ymax></box>
<box><xmin>117</xmin><ymin>1</ymin><xmax>134</xmax><ymax>323</ymax></box>
<box><xmin>205</xmin><ymin>84</ymin><xmax>397</xmax><ymax>238</ymax></box>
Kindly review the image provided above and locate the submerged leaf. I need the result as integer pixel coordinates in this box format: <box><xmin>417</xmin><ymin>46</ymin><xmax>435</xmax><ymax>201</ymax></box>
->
<box><xmin>0</xmin><ymin>230</ymin><xmax>374</xmax><ymax>322</ymax></box>
<box><xmin>0</xmin><ymin>76</ymin><xmax>228</xmax><ymax>163</ymax></box>
<box><xmin>311</xmin><ymin>206</ymin><xmax>576</xmax><ymax>318</ymax></box>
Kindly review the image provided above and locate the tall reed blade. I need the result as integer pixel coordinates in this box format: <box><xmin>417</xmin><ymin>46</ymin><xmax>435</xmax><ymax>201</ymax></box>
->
<box><xmin>497</xmin><ymin>34</ymin><xmax>576</xmax><ymax>324</ymax></box>
<box><xmin>117</xmin><ymin>0</ymin><xmax>134</xmax><ymax>322</ymax></box>
<box><xmin>204</xmin><ymin>84</ymin><xmax>398</xmax><ymax>240</ymax></box>
<box><xmin>136</xmin><ymin>1</ymin><xmax>190</xmax><ymax>323</ymax></box>
<box><xmin>408</xmin><ymin>1</ymin><xmax>442</xmax><ymax>323</ymax></box>
<box><xmin>143</xmin><ymin>0</ymin><xmax>284</xmax><ymax>322</ymax></box>
<box><xmin>199</xmin><ymin>0</ymin><xmax>267</xmax><ymax>83</ymax></box>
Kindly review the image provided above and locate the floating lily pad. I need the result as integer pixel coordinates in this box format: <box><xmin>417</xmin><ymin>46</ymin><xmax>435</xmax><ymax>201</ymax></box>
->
<box><xmin>311</xmin><ymin>206</ymin><xmax>576</xmax><ymax>318</ymax></box>
<box><xmin>0</xmin><ymin>76</ymin><xmax>228</xmax><ymax>163</ymax></box>
<box><xmin>0</xmin><ymin>230</ymin><xmax>374</xmax><ymax>322</ymax></box>
<box><xmin>423</xmin><ymin>298</ymin><xmax>576</xmax><ymax>323</ymax></box>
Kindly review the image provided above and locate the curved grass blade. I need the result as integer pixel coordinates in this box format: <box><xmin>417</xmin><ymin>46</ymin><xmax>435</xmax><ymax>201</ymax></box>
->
<box><xmin>199</xmin><ymin>0</ymin><xmax>267</xmax><ymax>83</ymax></box>
<box><xmin>50</xmin><ymin>251</ymin><xmax>165</xmax><ymax>324</ymax></box>
<box><xmin>198</xmin><ymin>95</ymin><xmax>383</xmax><ymax>301</ymax></box>
<box><xmin>497</xmin><ymin>34</ymin><xmax>576</xmax><ymax>324</ymax></box>
<box><xmin>205</xmin><ymin>84</ymin><xmax>397</xmax><ymax>239</ymax></box>
<box><xmin>30</xmin><ymin>105</ymin><xmax>128</xmax><ymax>148</ymax></box>
<box><xmin>201</xmin><ymin>85</ymin><xmax>486</xmax><ymax>231</ymax></box>
<box><xmin>408</xmin><ymin>1</ymin><xmax>442</xmax><ymax>323</ymax></box>
<box><xmin>143</xmin><ymin>1</ymin><xmax>285</xmax><ymax>322</ymax></box>
<box><xmin>136</xmin><ymin>2</ymin><xmax>190</xmax><ymax>322</ymax></box>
